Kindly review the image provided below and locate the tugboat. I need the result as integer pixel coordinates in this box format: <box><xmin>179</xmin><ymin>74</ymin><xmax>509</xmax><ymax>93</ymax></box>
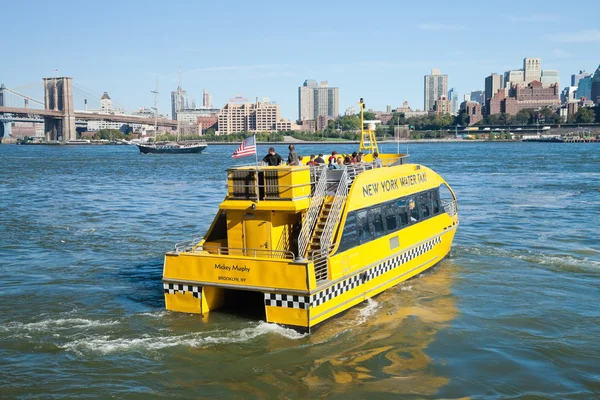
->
<box><xmin>162</xmin><ymin>98</ymin><xmax>459</xmax><ymax>332</ymax></box>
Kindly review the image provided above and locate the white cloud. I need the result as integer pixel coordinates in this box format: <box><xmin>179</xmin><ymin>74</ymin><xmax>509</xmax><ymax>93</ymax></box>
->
<box><xmin>549</xmin><ymin>29</ymin><xmax>600</xmax><ymax>43</ymax></box>
<box><xmin>417</xmin><ymin>23</ymin><xmax>468</xmax><ymax>31</ymax></box>
<box><xmin>508</xmin><ymin>14</ymin><xmax>561</xmax><ymax>23</ymax></box>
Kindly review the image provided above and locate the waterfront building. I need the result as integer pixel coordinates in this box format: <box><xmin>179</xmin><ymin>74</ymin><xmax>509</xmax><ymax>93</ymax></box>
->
<box><xmin>345</xmin><ymin>106</ymin><xmax>356</xmax><ymax>116</ymax></box>
<box><xmin>460</xmin><ymin>101</ymin><xmax>482</xmax><ymax>125</ymax></box>
<box><xmin>203</xmin><ymin>89</ymin><xmax>213</xmax><ymax>108</ymax></box>
<box><xmin>561</xmin><ymin>87</ymin><xmax>578</xmax><ymax>103</ymax></box>
<box><xmin>504</xmin><ymin>70</ymin><xmax>526</xmax><ymax>89</ymax></box>
<box><xmin>298</xmin><ymin>80</ymin><xmax>339</xmax><ymax>121</ymax></box>
<box><xmin>571</xmin><ymin>70</ymin><xmax>591</xmax><ymax>87</ymax></box>
<box><xmin>488</xmin><ymin>81</ymin><xmax>560</xmax><ymax>116</ymax></box>
<box><xmin>485</xmin><ymin>73</ymin><xmax>503</xmax><ymax>102</ymax></box>
<box><xmin>591</xmin><ymin>65</ymin><xmax>600</xmax><ymax>104</ymax></box>
<box><xmin>177</xmin><ymin>107</ymin><xmax>221</xmax><ymax>124</ymax></box>
<box><xmin>433</xmin><ymin>96</ymin><xmax>451</xmax><ymax>115</ymax></box>
<box><xmin>171</xmin><ymin>87</ymin><xmax>195</xmax><ymax>120</ymax></box>
<box><xmin>197</xmin><ymin>114</ymin><xmax>218</xmax><ymax>133</ymax></box>
<box><xmin>576</xmin><ymin>75</ymin><xmax>592</xmax><ymax>100</ymax></box>
<box><xmin>541</xmin><ymin>70</ymin><xmax>560</xmax><ymax>88</ymax></box>
<box><xmin>424</xmin><ymin>69</ymin><xmax>448</xmax><ymax>112</ymax></box>
<box><xmin>100</xmin><ymin>92</ymin><xmax>112</xmax><ymax>112</ymax></box>
<box><xmin>448</xmin><ymin>88</ymin><xmax>460</xmax><ymax>115</ymax></box>
<box><xmin>218</xmin><ymin>99</ymin><xmax>281</xmax><ymax>134</ymax></box>
<box><xmin>470</xmin><ymin>90</ymin><xmax>485</xmax><ymax>106</ymax></box>
<box><xmin>524</xmin><ymin>58</ymin><xmax>541</xmax><ymax>83</ymax></box>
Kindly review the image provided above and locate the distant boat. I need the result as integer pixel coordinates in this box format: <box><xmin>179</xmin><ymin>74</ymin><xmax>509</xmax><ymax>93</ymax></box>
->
<box><xmin>136</xmin><ymin>141</ymin><xmax>208</xmax><ymax>154</ymax></box>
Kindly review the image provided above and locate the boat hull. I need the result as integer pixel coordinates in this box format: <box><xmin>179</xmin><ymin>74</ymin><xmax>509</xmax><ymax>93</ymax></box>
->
<box><xmin>137</xmin><ymin>144</ymin><xmax>207</xmax><ymax>154</ymax></box>
<box><xmin>163</xmin><ymin>217</ymin><xmax>458</xmax><ymax>333</ymax></box>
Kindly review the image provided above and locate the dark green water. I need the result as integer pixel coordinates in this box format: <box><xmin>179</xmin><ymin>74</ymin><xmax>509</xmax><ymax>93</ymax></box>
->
<box><xmin>0</xmin><ymin>143</ymin><xmax>599</xmax><ymax>399</ymax></box>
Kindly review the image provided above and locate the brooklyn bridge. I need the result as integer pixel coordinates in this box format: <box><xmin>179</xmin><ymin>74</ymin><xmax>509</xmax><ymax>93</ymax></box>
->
<box><xmin>0</xmin><ymin>77</ymin><xmax>177</xmax><ymax>140</ymax></box>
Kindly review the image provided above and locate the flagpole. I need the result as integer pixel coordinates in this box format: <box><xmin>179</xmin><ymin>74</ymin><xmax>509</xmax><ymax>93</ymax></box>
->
<box><xmin>254</xmin><ymin>135</ymin><xmax>259</xmax><ymax>203</ymax></box>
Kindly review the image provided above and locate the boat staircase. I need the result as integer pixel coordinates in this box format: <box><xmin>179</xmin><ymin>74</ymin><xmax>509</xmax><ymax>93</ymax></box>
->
<box><xmin>298</xmin><ymin>167</ymin><xmax>350</xmax><ymax>285</ymax></box>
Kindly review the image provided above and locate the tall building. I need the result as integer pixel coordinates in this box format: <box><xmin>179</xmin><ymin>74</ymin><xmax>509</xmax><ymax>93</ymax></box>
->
<box><xmin>561</xmin><ymin>87</ymin><xmax>578</xmax><ymax>103</ymax></box>
<box><xmin>433</xmin><ymin>96</ymin><xmax>451</xmax><ymax>115</ymax></box>
<box><xmin>171</xmin><ymin>87</ymin><xmax>195</xmax><ymax>120</ymax></box>
<box><xmin>571</xmin><ymin>70</ymin><xmax>591</xmax><ymax>87</ymax></box>
<box><xmin>470</xmin><ymin>90</ymin><xmax>485</xmax><ymax>106</ymax></box>
<box><xmin>203</xmin><ymin>89</ymin><xmax>213</xmax><ymax>108</ymax></box>
<box><xmin>298</xmin><ymin>80</ymin><xmax>339</xmax><ymax>121</ymax></box>
<box><xmin>448</xmin><ymin>88</ymin><xmax>460</xmax><ymax>115</ymax></box>
<box><xmin>524</xmin><ymin>57</ymin><xmax>541</xmax><ymax>83</ymax></box>
<box><xmin>576</xmin><ymin>76</ymin><xmax>593</xmax><ymax>100</ymax></box>
<box><xmin>541</xmin><ymin>70</ymin><xmax>560</xmax><ymax>88</ymax></box>
<box><xmin>424</xmin><ymin>69</ymin><xmax>448</xmax><ymax>112</ymax></box>
<box><xmin>177</xmin><ymin>107</ymin><xmax>221</xmax><ymax>123</ymax></box>
<box><xmin>218</xmin><ymin>99</ymin><xmax>281</xmax><ymax>134</ymax></box>
<box><xmin>100</xmin><ymin>92</ymin><xmax>112</xmax><ymax>112</ymax></box>
<box><xmin>485</xmin><ymin>73</ymin><xmax>503</xmax><ymax>101</ymax></box>
<box><xmin>591</xmin><ymin>65</ymin><xmax>600</xmax><ymax>104</ymax></box>
<box><xmin>504</xmin><ymin>70</ymin><xmax>525</xmax><ymax>89</ymax></box>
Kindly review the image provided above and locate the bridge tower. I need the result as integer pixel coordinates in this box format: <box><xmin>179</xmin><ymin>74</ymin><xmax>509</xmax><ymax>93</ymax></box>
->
<box><xmin>43</xmin><ymin>77</ymin><xmax>76</xmax><ymax>141</ymax></box>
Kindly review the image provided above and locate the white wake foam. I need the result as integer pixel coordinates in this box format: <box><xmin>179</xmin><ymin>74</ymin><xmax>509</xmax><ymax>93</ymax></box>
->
<box><xmin>61</xmin><ymin>321</ymin><xmax>306</xmax><ymax>354</ymax></box>
<box><xmin>0</xmin><ymin>318</ymin><xmax>119</xmax><ymax>333</ymax></box>
<box><xmin>355</xmin><ymin>298</ymin><xmax>381</xmax><ymax>325</ymax></box>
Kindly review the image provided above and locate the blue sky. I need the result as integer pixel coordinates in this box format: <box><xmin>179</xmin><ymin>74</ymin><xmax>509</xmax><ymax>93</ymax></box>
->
<box><xmin>1</xmin><ymin>0</ymin><xmax>599</xmax><ymax>119</ymax></box>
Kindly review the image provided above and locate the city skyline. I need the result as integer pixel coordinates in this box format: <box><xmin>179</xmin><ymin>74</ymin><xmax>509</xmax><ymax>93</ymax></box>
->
<box><xmin>2</xmin><ymin>0</ymin><xmax>599</xmax><ymax>120</ymax></box>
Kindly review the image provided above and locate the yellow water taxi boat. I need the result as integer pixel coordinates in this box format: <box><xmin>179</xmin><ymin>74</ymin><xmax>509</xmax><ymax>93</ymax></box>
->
<box><xmin>163</xmin><ymin>99</ymin><xmax>459</xmax><ymax>332</ymax></box>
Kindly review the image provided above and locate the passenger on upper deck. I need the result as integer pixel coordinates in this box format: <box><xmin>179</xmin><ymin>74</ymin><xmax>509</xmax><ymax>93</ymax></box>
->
<box><xmin>307</xmin><ymin>155</ymin><xmax>319</xmax><ymax>166</ymax></box>
<box><xmin>351</xmin><ymin>152</ymin><xmax>358</xmax><ymax>163</ymax></box>
<box><xmin>343</xmin><ymin>156</ymin><xmax>352</xmax><ymax>165</ymax></box>
<box><xmin>373</xmin><ymin>151</ymin><xmax>383</xmax><ymax>168</ymax></box>
<box><xmin>261</xmin><ymin>147</ymin><xmax>283</xmax><ymax>166</ymax></box>
<box><xmin>328</xmin><ymin>151</ymin><xmax>338</xmax><ymax>167</ymax></box>
<box><xmin>356</xmin><ymin>151</ymin><xmax>364</xmax><ymax>163</ymax></box>
<box><xmin>329</xmin><ymin>156</ymin><xmax>343</xmax><ymax>170</ymax></box>
<box><xmin>315</xmin><ymin>153</ymin><xmax>325</xmax><ymax>164</ymax></box>
<box><xmin>287</xmin><ymin>144</ymin><xmax>300</xmax><ymax>166</ymax></box>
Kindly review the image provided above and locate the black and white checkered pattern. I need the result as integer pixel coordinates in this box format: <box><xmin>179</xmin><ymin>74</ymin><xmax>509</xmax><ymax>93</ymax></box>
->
<box><xmin>264</xmin><ymin>293</ymin><xmax>310</xmax><ymax>309</ymax></box>
<box><xmin>163</xmin><ymin>283</ymin><xmax>202</xmax><ymax>298</ymax></box>
<box><xmin>264</xmin><ymin>236</ymin><xmax>442</xmax><ymax>310</ymax></box>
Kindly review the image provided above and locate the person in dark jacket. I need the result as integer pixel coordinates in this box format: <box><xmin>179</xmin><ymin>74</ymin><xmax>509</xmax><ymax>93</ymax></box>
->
<box><xmin>261</xmin><ymin>147</ymin><xmax>283</xmax><ymax>166</ymax></box>
<box><xmin>287</xmin><ymin>144</ymin><xmax>300</xmax><ymax>166</ymax></box>
<box><xmin>315</xmin><ymin>153</ymin><xmax>325</xmax><ymax>164</ymax></box>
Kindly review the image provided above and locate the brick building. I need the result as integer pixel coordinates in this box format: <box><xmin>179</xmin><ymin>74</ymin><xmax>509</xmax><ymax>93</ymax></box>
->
<box><xmin>486</xmin><ymin>81</ymin><xmax>559</xmax><ymax>116</ymax></box>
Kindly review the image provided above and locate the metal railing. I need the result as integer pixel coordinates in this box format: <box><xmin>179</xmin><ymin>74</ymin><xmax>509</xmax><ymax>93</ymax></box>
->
<box><xmin>228</xmin><ymin>168</ymin><xmax>315</xmax><ymax>200</ymax></box>
<box><xmin>298</xmin><ymin>166</ymin><xmax>328</xmax><ymax>258</ymax></box>
<box><xmin>311</xmin><ymin>245</ymin><xmax>335</xmax><ymax>283</ymax></box>
<box><xmin>320</xmin><ymin>169</ymin><xmax>349</xmax><ymax>250</ymax></box>
<box><xmin>442</xmin><ymin>199</ymin><xmax>458</xmax><ymax>217</ymax></box>
<box><xmin>197</xmin><ymin>244</ymin><xmax>295</xmax><ymax>260</ymax></box>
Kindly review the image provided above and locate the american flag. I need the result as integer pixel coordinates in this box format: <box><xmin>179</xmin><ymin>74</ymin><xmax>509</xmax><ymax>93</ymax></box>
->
<box><xmin>232</xmin><ymin>135</ymin><xmax>257</xmax><ymax>158</ymax></box>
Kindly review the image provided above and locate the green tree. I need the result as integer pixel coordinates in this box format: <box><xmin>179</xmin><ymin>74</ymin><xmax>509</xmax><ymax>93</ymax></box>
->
<box><xmin>575</xmin><ymin>107</ymin><xmax>596</xmax><ymax>123</ymax></box>
<box><xmin>360</xmin><ymin>111</ymin><xmax>377</xmax><ymax>121</ymax></box>
<box><xmin>513</xmin><ymin>109</ymin><xmax>531</xmax><ymax>124</ymax></box>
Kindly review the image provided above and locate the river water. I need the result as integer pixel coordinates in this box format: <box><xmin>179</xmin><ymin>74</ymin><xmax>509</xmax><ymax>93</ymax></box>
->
<box><xmin>0</xmin><ymin>142</ymin><xmax>599</xmax><ymax>399</ymax></box>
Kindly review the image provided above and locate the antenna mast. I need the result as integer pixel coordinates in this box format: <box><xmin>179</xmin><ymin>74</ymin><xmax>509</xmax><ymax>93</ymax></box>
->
<box><xmin>152</xmin><ymin>78</ymin><xmax>159</xmax><ymax>140</ymax></box>
<box><xmin>177</xmin><ymin>66</ymin><xmax>181</xmax><ymax>139</ymax></box>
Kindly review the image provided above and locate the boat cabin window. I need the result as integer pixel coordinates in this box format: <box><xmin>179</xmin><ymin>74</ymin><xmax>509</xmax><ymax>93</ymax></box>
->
<box><xmin>396</xmin><ymin>199</ymin><xmax>408</xmax><ymax>227</ymax></box>
<box><xmin>356</xmin><ymin>210</ymin><xmax>371</xmax><ymax>242</ymax></box>
<box><xmin>385</xmin><ymin>207</ymin><xmax>397</xmax><ymax>231</ymax></box>
<box><xmin>338</xmin><ymin>212</ymin><xmax>359</xmax><ymax>252</ymax></box>
<box><xmin>418</xmin><ymin>192</ymin><xmax>432</xmax><ymax>219</ymax></box>
<box><xmin>370</xmin><ymin>206</ymin><xmax>385</xmax><ymax>238</ymax></box>
<box><xmin>408</xmin><ymin>197</ymin><xmax>420</xmax><ymax>223</ymax></box>
<box><xmin>337</xmin><ymin>187</ymin><xmax>448</xmax><ymax>253</ymax></box>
